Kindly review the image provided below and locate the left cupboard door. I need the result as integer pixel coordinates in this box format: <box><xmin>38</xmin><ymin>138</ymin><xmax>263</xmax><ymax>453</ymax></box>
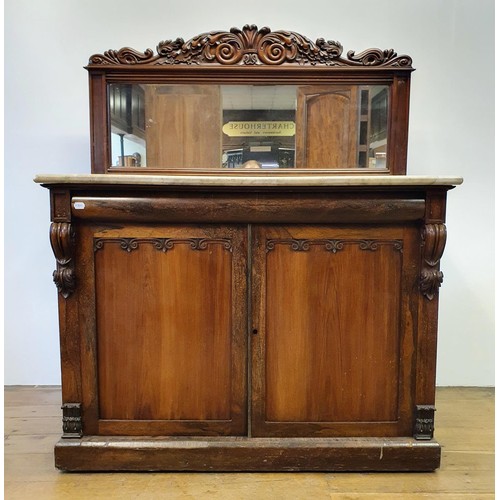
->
<box><xmin>78</xmin><ymin>224</ymin><xmax>248</xmax><ymax>436</ymax></box>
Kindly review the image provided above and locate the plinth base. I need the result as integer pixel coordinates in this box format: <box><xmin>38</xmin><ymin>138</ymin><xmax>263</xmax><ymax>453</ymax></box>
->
<box><xmin>55</xmin><ymin>436</ymin><xmax>441</xmax><ymax>472</ymax></box>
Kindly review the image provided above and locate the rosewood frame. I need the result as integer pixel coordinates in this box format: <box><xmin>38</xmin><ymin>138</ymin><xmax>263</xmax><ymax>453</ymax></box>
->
<box><xmin>86</xmin><ymin>24</ymin><xmax>413</xmax><ymax>175</ymax></box>
<box><xmin>37</xmin><ymin>175</ymin><xmax>457</xmax><ymax>471</ymax></box>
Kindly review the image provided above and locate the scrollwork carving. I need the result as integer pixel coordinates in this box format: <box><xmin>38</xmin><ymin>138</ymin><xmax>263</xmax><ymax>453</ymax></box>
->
<box><xmin>420</xmin><ymin>224</ymin><xmax>447</xmax><ymax>300</ymax></box>
<box><xmin>88</xmin><ymin>25</ymin><xmax>412</xmax><ymax>68</ymax></box>
<box><xmin>266</xmin><ymin>238</ymin><xmax>403</xmax><ymax>253</ymax></box>
<box><xmin>50</xmin><ymin>223</ymin><xmax>76</xmax><ymax>299</ymax></box>
<box><xmin>94</xmin><ymin>237</ymin><xmax>233</xmax><ymax>253</ymax></box>
<box><xmin>346</xmin><ymin>48</ymin><xmax>412</xmax><ymax>67</ymax></box>
<box><xmin>88</xmin><ymin>47</ymin><xmax>156</xmax><ymax>65</ymax></box>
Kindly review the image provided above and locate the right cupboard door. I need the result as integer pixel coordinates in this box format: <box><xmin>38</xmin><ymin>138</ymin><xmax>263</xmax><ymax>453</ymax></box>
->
<box><xmin>295</xmin><ymin>86</ymin><xmax>359</xmax><ymax>169</ymax></box>
<box><xmin>251</xmin><ymin>225</ymin><xmax>419</xmax><ymax>437</ymax></box>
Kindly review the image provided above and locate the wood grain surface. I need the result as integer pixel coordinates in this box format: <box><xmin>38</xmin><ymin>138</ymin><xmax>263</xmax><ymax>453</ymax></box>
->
<box><xmin>251</xmin><ymin>225</ymin><xmax>417</xmax><ymax>438</ymax></box>
<box><xmin>296</xmin><ymin>86</ymin><xmax>358</xmax><ymax>169</ymax></box>
<box><xmin>89</xmin><ymin>224</ymin><xmax>248</xmax><ymax>436</ymax></box>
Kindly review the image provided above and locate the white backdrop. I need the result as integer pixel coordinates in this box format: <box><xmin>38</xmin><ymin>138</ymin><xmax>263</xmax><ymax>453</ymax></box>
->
<box><xmin>5</xmin><ymin>0</ymin><xmax>494</xmax><ymax>385</ymax></box>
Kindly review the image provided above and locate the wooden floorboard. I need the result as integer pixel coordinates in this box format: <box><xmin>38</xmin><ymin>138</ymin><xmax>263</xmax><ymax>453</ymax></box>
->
<box><xmin>4</xmin><ymin>386</ymin><xmax>494</xmax><ymax>499</ymax></box>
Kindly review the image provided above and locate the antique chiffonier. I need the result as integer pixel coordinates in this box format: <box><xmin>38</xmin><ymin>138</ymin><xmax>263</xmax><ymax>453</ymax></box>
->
<box><xmin>35</xmin><ymin>25</ymin><xmax>462</xmax><ymax>471</ymax></box>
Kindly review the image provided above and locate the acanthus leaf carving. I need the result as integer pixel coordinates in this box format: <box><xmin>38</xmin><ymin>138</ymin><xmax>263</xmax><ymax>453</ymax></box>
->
<box><xmin>419</xmin><ymin>224</ymin><xmax>447</xmax><ymax>300</ymax></box>
<box><xmin>88</xmin><ymin>25</ymin><xmax>412</xmax><ymax>68</ymax></box>
<box><xmin>89</xmin><ymin>47</ymin><xmax>156</xmax><ymax>65</ymax></box>
<box><xmin>346</xmin><ymin>48</ymin><xmax>412</xmax><ymax>68</ymax></box>
<box><xmin>420</xmin><ymin>269</ymin><xmax>444</xmax><ymax>301</ymax></box>
<box><xmin>50</xmin><ymin>223</ymin><xmax>76</xmax><ymax>299</ymax></box>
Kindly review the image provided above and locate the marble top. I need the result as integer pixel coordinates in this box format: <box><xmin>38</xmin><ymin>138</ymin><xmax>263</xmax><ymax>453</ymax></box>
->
<box><xmin>34</xmin><ymin>173</ymin><xmax>463</xmax><ymax>188</ymax></box>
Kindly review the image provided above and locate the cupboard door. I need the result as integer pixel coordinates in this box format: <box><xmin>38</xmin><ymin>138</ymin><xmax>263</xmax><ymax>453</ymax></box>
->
<box><xmin>80</xmin><ymin>224</ymin><xmax>247</xmax><ymax>436</ymax></box>
<box><xmin>251</xmin><ymin>225</ymin><xmax>418</xmax><ymax>437</ymax></box>
<box><xmin>144</xmin><ymin>85</ymin><xmax>221</xmax><ymax>168</ymax></box>
<box><xmin>295</xmin><ymin>86</ymin><xmax>358</xmax><ymax>169</ymax></box>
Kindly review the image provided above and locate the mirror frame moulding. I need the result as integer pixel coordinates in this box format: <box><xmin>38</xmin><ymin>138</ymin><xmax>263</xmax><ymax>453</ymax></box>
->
<box><xmin>86</xmin><ymin>24</ymin><xmax>414</xmax><ymax>175</ymax></box>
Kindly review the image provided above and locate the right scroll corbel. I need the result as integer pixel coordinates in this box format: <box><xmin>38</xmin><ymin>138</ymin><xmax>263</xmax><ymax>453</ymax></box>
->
<box><xmin>420</xmin><ymin>223</ymin><xmax>447</xmax><ymax>300</ymax></box>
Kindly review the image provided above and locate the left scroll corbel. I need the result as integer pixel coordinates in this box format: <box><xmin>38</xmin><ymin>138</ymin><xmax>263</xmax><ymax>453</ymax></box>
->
<box><xmin>49</xmin><ymin>222</ymin><xmax>76</xmax><ymax>298</ymax></box>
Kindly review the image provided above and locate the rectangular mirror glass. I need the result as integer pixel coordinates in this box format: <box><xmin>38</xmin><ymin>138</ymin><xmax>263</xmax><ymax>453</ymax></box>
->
<box><xmin>109</xmin><ymin>84</ymin><xmax>389</xmax><ymax>170</ymax></box>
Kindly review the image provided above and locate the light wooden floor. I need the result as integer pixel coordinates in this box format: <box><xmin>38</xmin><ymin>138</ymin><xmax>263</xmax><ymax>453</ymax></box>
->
<box><xmin>4</xmin><ymin>386</ymin><xmax>494</xmax><ymax>499</ymax></box>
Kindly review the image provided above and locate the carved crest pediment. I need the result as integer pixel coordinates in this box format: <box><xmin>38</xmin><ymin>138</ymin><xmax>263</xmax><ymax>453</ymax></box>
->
<box><xmin>88</xmin><ymin>24</ymin><xmax>413</xmax><ymax>68</ymax></box>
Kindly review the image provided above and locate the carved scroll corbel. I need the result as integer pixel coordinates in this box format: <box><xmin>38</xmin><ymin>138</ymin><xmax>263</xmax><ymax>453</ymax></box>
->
<box><xmin>420</xmin><ymin>223</ymin><xmax>447</xmax><ymax>300</ymax></box>
<box><xmin>49</xmin><ymin>222</ymin><xmax>76</xmax><ymax>298</ymax></box>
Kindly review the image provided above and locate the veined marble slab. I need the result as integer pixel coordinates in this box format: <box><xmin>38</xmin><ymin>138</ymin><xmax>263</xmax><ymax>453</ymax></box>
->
<box><xmin>35</xmin><ymin>173</ymin><xmax>463</xmax><ymax>187</ymax></box>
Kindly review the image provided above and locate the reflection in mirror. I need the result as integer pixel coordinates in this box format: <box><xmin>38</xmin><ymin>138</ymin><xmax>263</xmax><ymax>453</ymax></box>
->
<box><xmin>109</xmin><ymin>84</ymin><xmax>146</xmax><ymax>167</ymax></box>
<box><xmin>109</xmin><ymin>84</ymin><xmax>389</xmax><ymax>170</ymax></box>
<box><xmin>222</xmin><ymin>85</ymin><xmax>296</xmax><ymax>169</ymax></box>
